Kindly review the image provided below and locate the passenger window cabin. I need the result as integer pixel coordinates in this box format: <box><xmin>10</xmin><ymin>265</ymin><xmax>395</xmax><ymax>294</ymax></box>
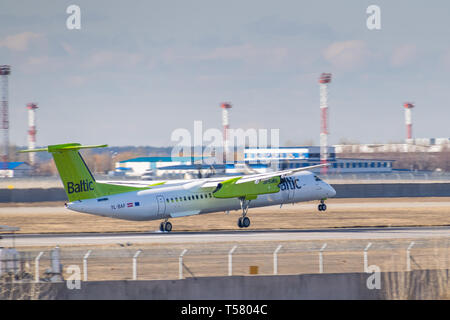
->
<box><xmin>166</xmin><ymin>193</ymin><xmax>216</xmax><ymax>205</ymax></box>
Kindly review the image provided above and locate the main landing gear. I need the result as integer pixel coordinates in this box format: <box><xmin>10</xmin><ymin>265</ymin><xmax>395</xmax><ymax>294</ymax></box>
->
<box><xmin>160</xmin><ymin>219</ymin><xmax>172</xmax><ymax>232</ymax></box>
<box><xmin>318</xmin><ymin>199</ymin><xmax>327</xmax><ymax>212</ymax></box>
<box><xmin>237</xmin><ymin>197</ymin><xmax>251</xmax><ymax>228</ymax></box>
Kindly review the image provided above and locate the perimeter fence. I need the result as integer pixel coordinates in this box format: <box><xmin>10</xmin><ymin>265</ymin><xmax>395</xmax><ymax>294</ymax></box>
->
<box><xmin>1</xmin><ymin>238</ymin><xmax>449</xmax><ymax>283</ymax></box>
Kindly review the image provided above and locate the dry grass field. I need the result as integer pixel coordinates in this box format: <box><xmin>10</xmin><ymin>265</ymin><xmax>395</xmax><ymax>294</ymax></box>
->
<box><xmin>23</xmin><ymin>237</ymin><xmax>449</xmax><ymax>287</ymax></box>
<box><xmin>1</xmin><ymin>198</ymin><xmax>448</xmax><ymax>297</ymax></box>
<box><xmin>0</xmin><ymin>197</ymin><xmax>449</xmax><ymax>234</ymax></box>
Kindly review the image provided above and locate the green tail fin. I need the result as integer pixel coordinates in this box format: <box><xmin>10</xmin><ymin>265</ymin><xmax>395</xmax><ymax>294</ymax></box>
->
<box><xmin>20</xmin><ymin>143</ymin><xmax>106</xmax><ymax>201</ymax></box>
<box><xmin>20</xmin><ymin>143</ymin><xmax>150</xmax><ymax>201</ymax></box>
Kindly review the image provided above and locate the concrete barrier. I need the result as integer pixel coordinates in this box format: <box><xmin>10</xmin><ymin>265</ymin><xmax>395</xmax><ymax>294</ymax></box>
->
<box><xmin>1</xmin><ymin>183</ymin><xmax>450</xmax><ymax>203</ymax></box>
<box><xmin>332</xmin><ymin>183</ymin><xmax>450</xmax><ymax>198</ymax></box>
<box><xmin>1</xmin><ymin>269</ymin><xmax>447</xmax><ymax>300</ymax></box>
<box><xmin>0</xmin><ymin>188</ymin><xmax>66</xmax><ymax>203</ymax></box>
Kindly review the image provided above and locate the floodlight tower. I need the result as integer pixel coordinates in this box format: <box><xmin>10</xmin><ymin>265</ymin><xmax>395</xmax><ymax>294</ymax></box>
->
<box><xmin>0</xmin><ymin>65</ymin><xmax>10</xmax><ymax>168</ymax></box>
<box><xmin>26</xmin><ymin>103</ymin><xmax>38</xmax><ymax>165</ymax></box>
<box><xmin>404</xmin><ymin>102</ymin><xmax>414</xmax><ymax>142</ymax></box>
<box><xmin>319</xmin><ymin>73</ymin><xmax>332</xmax><ymax>174</ymax></box>
<box><xmin>221</xmin><ymin>102</ymin><xmax>232</xmax><ymax>163</ymax></box>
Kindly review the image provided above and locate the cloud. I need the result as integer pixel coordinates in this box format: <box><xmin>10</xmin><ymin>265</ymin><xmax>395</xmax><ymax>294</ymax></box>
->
<box><xmin>246</xmin><ymin>15</ymin><xmax>334</xmax><ymax>39</ymax></box>
<box><xmin>391</xmin><ymin>44</ymin><xmax>417</xmax><ymax>67</ymax></box>
<box><xmin>154</xmin><ymin>44</ymin><xmax>294</xmax><ymax>71</ymax></box>
<box><xmin>443</xmin><ymin>49</ymin><xmax>450</xmax><ymax>70</ymax></box>
<box><xmin>19</xmin><ymin>55</ymin><xmax>66</xmax><ymax>74</ymax></box>
<box><xmin>25</xmin><ymin>56</ymin><xmax>49</xmax><ymax>66</ymax></box>
<box><xmin>65</xmin><ymin>75</ymin><xmax>87</xmax><ymax>87</ymax></box>
<box><xmin>61</xmin><ymin>42</ymin><xmax>76</xmax><ymax>55</ymax></box>
<box><xmin>323</xmin><ymin>40</ymin><xmax>369</xmax><ymax>70</ymax></box>
<box><xmin>18</xmin><ymin>56</ymin><xmax>50</xmax><ymax>73</ymax></box>
<box><xmin>84</xmin><ymin>51</ymin><xmax>144</xmax><ymax>68</ymax></box>
<box><xmin>0</xmin><ymin>32</ymin><xmax>43</xmax><ymax>51</ymax></box>
<box><xmin>199</xmin><ymin>44</ymin><xmax>289</xmax><ymax>66</ymax></box>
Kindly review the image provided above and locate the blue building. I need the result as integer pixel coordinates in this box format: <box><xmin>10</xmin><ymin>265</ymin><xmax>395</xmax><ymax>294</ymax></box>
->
<box><xmin>115</xmin><ymin>156</ymin><xmax>204</xmax><ymax>177</ymax></box>
<box><xmin>244</xmin><ymin>146</ymin><xmax>394</xmax><ymax>174</ymax></box>
<box><xmin>0</xmin><ymin>162</ymin><xmax>32</xmax><ymax>178</ymax></box>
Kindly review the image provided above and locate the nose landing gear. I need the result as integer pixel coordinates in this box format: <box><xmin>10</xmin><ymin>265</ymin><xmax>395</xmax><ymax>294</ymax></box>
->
<box><xmin>318</xmin><ymin>200</ymin><xmax>327</xmax><ymax>212</ymax></box>
<box><xmin>160</xmin><ymin>219</ymin><xmax>172</xmax><ymax>232</ymax></box>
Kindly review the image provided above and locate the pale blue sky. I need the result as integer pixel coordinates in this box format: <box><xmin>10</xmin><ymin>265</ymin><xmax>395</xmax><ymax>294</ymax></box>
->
<box><xmin>1</xmin><ymin>0</ymin><xmax>449</xmax><ymax>146</ymax></box>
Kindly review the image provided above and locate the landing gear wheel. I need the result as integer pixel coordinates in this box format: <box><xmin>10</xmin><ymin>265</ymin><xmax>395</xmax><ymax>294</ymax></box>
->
<box><xmin>164</xmin><ymin>221</ymin><xmax>172</xmax><ymax>232</ymax></box>
<box><xmin>160</xmin><ymin>221</ymin><xmax>172</xmax><ymax>232</ymax></box>
<box><xmin>242</xmin><ymin>217</ymin><xmax>251</xmax><ymax>228</ymax></box>
<box><xmin>318</xmin><ymin>202</ymin><xmax>327</xmax><ymax>212</ymax></box>
<box><xmin>237</xmin><ymin>216</ymin><xmax>251</xmax><ymax>228</ymax></box>
<box><xmin>237</xmin><ymin>217</ymin><xmax>243</xmax><ymax>228</ymax></box>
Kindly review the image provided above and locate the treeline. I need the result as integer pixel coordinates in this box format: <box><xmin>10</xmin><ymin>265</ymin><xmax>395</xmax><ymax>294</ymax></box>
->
<box><xmin>12</xmin><ymin>145</ymin><xmax>172</xmax><ymax>175</ymax></box>
<box><xmin>10</xmin><ymin>145</ymin><xmax>450</xmax><ymax>175</ymax></box>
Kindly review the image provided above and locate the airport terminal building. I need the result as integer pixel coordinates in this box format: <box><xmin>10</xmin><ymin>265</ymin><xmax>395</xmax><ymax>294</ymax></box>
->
<box><xmin>116</xmin><ymin>146</ymin><xmax>394</xmax><ymax>179</ymax></box>
<box><xmin>115</xmin><ymin>156</ymin><xmax>270</xmax><ymax>179</ymax></box>
<box><xmin>243</xmin><ymin>146</ymin><xmax>394</xmax><ymax>174</ymax></box>
<box><xmin>115</xmin><ymin>156</ymin><xmax>203</xmax><ymax>177</ymax></box>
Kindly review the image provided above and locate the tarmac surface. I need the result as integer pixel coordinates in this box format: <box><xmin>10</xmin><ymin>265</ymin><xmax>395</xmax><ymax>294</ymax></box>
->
<box><xmin>2</xmin><ymin>226</ymin><xmax>449</xmax><ymax>247</ymax></box>
<box><xmin>2</xmin><ymin>200</ymin><xmax>450</xmax><ymax>214</ymax></box>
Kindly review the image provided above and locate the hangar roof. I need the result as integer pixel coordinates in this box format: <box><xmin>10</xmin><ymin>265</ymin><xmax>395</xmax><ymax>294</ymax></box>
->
<box><xmin>0</xmin><ymin>162</ymin><xmax>29</xmax><ymax>170</ymax></box>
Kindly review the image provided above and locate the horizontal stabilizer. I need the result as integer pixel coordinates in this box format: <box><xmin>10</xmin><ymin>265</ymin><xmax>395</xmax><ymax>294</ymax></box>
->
<box><xmin>19</xmin><ymin>143</ymin><xmax>108</xmax><ymax>153</ymax></box>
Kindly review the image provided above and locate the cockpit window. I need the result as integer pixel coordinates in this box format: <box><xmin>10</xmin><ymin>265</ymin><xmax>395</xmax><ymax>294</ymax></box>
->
<box><xmin>314</xmin><ymin>176</ymin><xmax>322</xmax><ymax>182</ymax></box>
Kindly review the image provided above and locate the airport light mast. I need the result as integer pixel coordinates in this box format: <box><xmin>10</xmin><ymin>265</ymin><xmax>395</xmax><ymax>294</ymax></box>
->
<box><xmin>27</xmin><ymin>103</ymin><xmax>38</xmax><ymax>165</ymax></box>
<box><xmin>221</xmin><ymin>102</ymin><xmax>232</xmax><ymax>164</ymax></box>
<box><xmin>319</xmin><ymin>73</ymin><xmax>332</xmax><ymax>175</ymax></box>
<box><xmin>0</xmin><ymin>65</ymin><xmax>10</xmax><ymax>169</ymax></box>
<box><xmin>404</xmin><ymin>102</ymin><xmax>414</xmax><ymax>143</ymax></box>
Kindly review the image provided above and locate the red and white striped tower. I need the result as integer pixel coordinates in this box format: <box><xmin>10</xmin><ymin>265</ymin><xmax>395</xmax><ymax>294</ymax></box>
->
<box><xmin>27</xmin><ymin>103</ymin><xmax>38</xmax><ymax>165</ymax></box>
<box><xmin>0</xmin><ymin>65</ymin><xmax>10</xmax><ymax>169</ymax></box>
<box><xmin>221</xmin><ymin>102</ymin><xmax>232</xmax><ymax>163</ymax></box>
<box><xmin>319</xmin><ymin>73</ymin><xmax>332</xmax><ymax>174</ymax></box>
<box><xmin>403</xmin><ymin>102</ymin><xmax>414</xmax><ymax>142</ymax></box>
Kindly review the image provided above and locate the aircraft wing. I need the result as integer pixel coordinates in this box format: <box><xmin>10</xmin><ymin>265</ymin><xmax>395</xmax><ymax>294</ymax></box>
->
<box><xmin>235</xmin><ymin>163</ymin><xmax>327</xmax><ymax>184</ymax></box>
<box><xmin>201</xmin><ymin>163</ymin><xmax>329</xmax><ymax>200</ymax></box>
<box><xmin>201</xmin><ymin>163</ymin><xmax>327</xmax><ymax>188</ymax></box>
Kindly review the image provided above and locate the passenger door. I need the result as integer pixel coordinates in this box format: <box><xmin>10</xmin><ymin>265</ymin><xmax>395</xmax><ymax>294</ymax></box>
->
<box><xmin>156</xmin><ymin>195</ymin><xmax>166</xmax><ymax>216</ymax></box>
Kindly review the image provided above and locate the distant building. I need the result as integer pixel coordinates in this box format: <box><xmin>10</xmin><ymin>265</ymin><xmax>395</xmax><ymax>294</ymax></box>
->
<box><xmin>244</xmin><ymin>146</ymin><xmax>394</xmax><ymax>174</ymax></box>
<box><xmin>155</xmin><ymin>163</ymin><xmax>271</xmax><ymax>179</ymax></box>
<box><xmin>115</xmin><ymin>156</ymin><xmax>204</xmax><ymax>177</ymax></box>
<box><xmin>117</xmin><ymin>146</ymin><xmax>395</xmax><ymax>179</ymax></box>
<box><xmin>155</xmin><ymin>164</ymin><xmax>225</xmax><ymax>179</ymax></box>
<box><xmin>335</xmin><ymin>138</ymin><xmax>450</xmax><ymax>154</ymax></box>
<box><xmin>116</xmin><ymin>156</ymin><xmax>271</xmax><ymax>179</ymax></box>
<box><xmin>0</xmin><ymin>162</ymin><xmax>32</xmax><ymax>178</ymax></box>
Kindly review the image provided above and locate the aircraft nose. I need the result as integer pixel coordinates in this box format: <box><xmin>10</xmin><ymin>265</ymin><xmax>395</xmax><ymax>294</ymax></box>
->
<box><xmin>327</xmin><ymin>184</ymin><xmax>336</xmax><ymax>197</ymax></box>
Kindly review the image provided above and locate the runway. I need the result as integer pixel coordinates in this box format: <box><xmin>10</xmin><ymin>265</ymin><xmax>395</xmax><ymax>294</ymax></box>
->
<box><xmin>2</xmin><ymin>226</ymin><xmax>450</xmax><ymax>247</ymax></box>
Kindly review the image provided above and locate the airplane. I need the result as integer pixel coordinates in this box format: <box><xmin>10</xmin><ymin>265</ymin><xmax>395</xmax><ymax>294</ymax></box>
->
<box><xmin>20</xmin><ymin>143</ymin><xmax>336</xmax><ymax>232</ymax></box>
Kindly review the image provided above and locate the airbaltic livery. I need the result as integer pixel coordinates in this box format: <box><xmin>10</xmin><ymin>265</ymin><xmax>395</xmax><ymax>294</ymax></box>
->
<box><xmin>21</xmin><ymin>143</ymin><xmax>336</xmax><ymax>232</ymax></box>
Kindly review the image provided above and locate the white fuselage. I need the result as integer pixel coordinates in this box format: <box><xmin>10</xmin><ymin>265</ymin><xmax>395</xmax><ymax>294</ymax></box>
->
<box><xmin>66</xmin><ymin>171</ymin><xmax>336</xmax><ymax>221</ymax></box>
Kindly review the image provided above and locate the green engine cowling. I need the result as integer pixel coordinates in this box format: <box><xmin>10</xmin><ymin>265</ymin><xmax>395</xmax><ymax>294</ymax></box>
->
<box><xmin>213</xmin><ymin>176</ymin><xmax>281</xmax><ymax>200</ymax></box>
